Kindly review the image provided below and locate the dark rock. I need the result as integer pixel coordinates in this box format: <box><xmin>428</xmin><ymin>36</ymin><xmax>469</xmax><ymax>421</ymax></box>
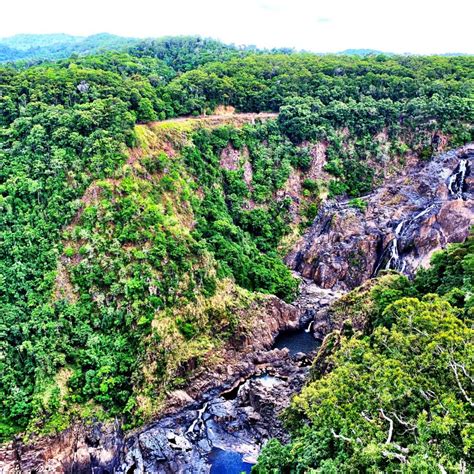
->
<box><xmin>286</xmin><ymin>144</ymin><xmax>474</xmax><ymax>290</ymax></box>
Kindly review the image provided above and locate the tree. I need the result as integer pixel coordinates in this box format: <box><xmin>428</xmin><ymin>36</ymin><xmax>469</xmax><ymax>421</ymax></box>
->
<box><xmin>277</xmin><ymin>96</ymin><xmax>323</xmax><ymax>143</ymax></box>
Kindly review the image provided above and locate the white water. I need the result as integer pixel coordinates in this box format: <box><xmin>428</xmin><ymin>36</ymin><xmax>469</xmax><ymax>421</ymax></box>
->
<box><xmin>383</xmin><ymin>156</ymin><xmax>470</xmax><ymax>273</ymax></box>
<box><xmin>385</xmin><ymin>239</ymin><xmax>399</xmax><ymax>270</ymax></box>
<box><xmin>413</xmin><ymin>204</ymin><xmax>434</xmax><ymax>221</ymax></box>
<box><xmin>384</xmin><ymin>201</ymin><xmax>436</xmax><ymax>273</ymax></box>
<box><xmin>385</xmin><ymin>220</ymin><xmax>404</xmax><ymax>270</ymax></box>
<box><xmin>448</xmin><ymin>176</ymin><xmax>455</xmax><ymax>194</ymax></box>
<box><xmin>304</xmin><ymin>321</ymin><xmax>313</xmax><ymax>333</ymax></box>
<box><xmin>448</xmin><ymin>159</ymin><xmax>468</xmax><ymax>199</ymax></box>
<box><xmin>187</xmin><ymin>402</ymin><xmax>208</xmax><ymax>435</ymax></box>
<box><xmin>257</xmin><ymin>375</ymin><xmax>281</xmax><ymax>389</ymax></box>
<box><xmin>395</xmin><ymin>221</ymin><xmax>404</xmax><ymax>236</ymax></box>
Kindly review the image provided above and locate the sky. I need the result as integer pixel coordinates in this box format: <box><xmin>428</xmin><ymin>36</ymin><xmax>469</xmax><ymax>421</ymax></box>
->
<box><xmin>1</xmin><ymin>0</ymin><xmax>473</xmax><ymax>54</ymax></box>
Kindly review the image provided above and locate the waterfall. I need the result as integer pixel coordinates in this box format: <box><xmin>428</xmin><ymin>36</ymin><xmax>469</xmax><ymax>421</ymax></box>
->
<box><xmin>305</xmin><ymin>321</ymin><xmax>313</xmax><ymax>333</ymax></box>
<box><xmin>413</xmin><ymin>204</ymin><xmax>434</xmax><ymax>221</ymax></box>
<box><xmin>385</xmin><ymin>239</ymin><xmax>400</xmax><ymax>270</ymax></box>
<box><xmin>448</xmin><ymin>159</ymin><xmax>468</xmax><ymax>199</ymax></box>
<box><xmin>385</xmin><ymin>220</ymin><xmax>404</xmax><ymax>271</ymax></box>
<box><xmin>187</xmin><ymin>402</ymin><xmax>208</xmax><ymax>435</ymax></box>
<box><xmin>395</xmin><ymin>221</ymin><xmax>404</xmax><ymax>235</ymax></box>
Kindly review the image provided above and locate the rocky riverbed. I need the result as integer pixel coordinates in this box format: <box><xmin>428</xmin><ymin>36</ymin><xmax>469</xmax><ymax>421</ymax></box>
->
<box><xmin>112</xmin><ymin>274</ymin><xmax>343</xmax><ymax>474</ymax></box>
<box><xmin>0</xmin><ymin>274</ymin><xmax>340</xmax><ymax>474</ymax></box>
<box><xmin>0</xmin><ymin>288</ymin><xmax>318</xmax><ymax>473</ymax></box>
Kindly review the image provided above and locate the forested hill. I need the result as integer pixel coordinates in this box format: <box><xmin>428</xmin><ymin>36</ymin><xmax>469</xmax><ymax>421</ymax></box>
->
<box><xmin>0</xmin><ymin>34</ymin><xmax>271</xmax><ymax>64</ymax></box>
<box><xmin>0</xmin><ymin>37</ymin><xmax>472</xmax><ymax>452</ymax></box>
<box><xmin>3</xmin><ymin>33</ymin><xmax>469</xmax><ymax>64</ymax></box>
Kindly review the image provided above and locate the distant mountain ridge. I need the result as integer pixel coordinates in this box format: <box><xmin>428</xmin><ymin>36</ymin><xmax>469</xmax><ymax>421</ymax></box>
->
<box><xmin>337</xmin><ymin>48</ymin><xmax>390</xmax><ymax>56</ymax></box>
<box><xmin>337</xmin><ymin>48</ymin><xmax>471</xmax><ymax>57</ymax></box>
<box><xmin>0</xmin><ymin>33</ymin><xmax>82</xmax><ymax>50</ymax></box>
<box><xmin>0</xmin><ymin>33</ymin><xmax>138</xmax><ymax>62</ymax></box>
<box><xmin>0</xmin><ymin>33</ymin><xmax>471</xmax><ymax>63</ymax></box>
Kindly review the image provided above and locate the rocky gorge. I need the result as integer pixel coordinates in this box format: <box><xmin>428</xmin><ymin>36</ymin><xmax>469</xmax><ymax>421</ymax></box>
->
<box><xmin>1</xmin><ymin>143</ymin><xmax>473</xmax><ymax>474</ymax></box>
<box><xmin>0</xmin><ymin>288</ymin><xmax>328</xmax><ymax>473</ymax></box>
<box><xmin>287</xmin><ymin>144</ymin><xmax>474</xmax><ymax>291</ymax></box>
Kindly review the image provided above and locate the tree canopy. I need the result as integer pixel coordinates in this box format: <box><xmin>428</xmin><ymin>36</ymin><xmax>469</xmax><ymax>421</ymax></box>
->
<box><xmin>255</xmin><ymin>237</ymin><xmax>474</xmax><ymax>472</ymax></box>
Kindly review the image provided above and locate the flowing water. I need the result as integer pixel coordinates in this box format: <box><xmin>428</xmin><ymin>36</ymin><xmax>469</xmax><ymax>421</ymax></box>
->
<box><xmin>186</xmin><ymin>402</ymin><xmax>208</xmax><ymax>436</ymax></box>
<box><xmin>448</xmin><ymin>159</ymin><xmax>468</xmax><ymax>198</ymax></box>
<box><xmin>257</xmin><ymin>374</ymin><xmax>281</xmax><ymax>388</ymax></box>
<box><xmin>385</xmin><ymin>219</ymin><xmax>406</xmax><ymax>272</ymax></box>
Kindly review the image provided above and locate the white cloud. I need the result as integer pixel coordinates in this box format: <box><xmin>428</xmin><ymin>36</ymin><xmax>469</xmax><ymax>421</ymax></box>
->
<box><xmin>1</xmin><ymin>0</ymin><xmax>472</xmax><ymax>54</ymax></box>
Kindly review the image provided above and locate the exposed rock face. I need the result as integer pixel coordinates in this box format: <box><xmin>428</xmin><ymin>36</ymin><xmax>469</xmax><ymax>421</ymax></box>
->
<box><xmin>304</xmin><ymin>141</ymin><xmax>330</xmax><ymax>181</ymax></box>
<box><xmin>116</xmin><ymin>349</ymin><xmax>308</xmax><ymax>473</ymax></box>
<box><xmin>0</xmin><ymin>422</ymin><xmax>124</xmax><ymax>473</ymax></box>
<box><xmin>219</xmin><ymin>144</ymin><xmax>241</xmax><ymax>171</ymax></box>
<box><xmin>286</xmin><ymin>144</ymin><xmax>474</xmax><ymax>290</ymax></box>
<box><xmin>219</xmin><ymin>144</ymin><xmax>256</xmax><ymax>210</ymax></box>
<box><xmin>292</xmin><ymin>278</ymin><xmax>345</xmax><ymax>340</ymax></box>
<box><xmin>113</xmin><ymin>297</ymin><xmax>303</xmax><ymax>473</ymax></box>
<box><xmin>0</xmin><ymin>297</ymin><xmax>300</xmax><ymax>474</ymax></box>
<box><xmin>167</xmin><ymin>296</ymin><xmax>299</xmax><ymax>407</ymax></box>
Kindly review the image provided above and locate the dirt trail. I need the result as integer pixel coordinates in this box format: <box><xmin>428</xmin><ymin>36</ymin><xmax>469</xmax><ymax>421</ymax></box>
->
<box><xmin>147</xmin><ymin>112</ymin><xmax>278</xmax><ymax>127</ymax></box>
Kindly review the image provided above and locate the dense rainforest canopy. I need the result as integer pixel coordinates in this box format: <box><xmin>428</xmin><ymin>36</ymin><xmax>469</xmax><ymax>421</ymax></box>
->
<box><xmin>255</xmin><ymin>236</ymin><xmax>474</xmax><ymax>472</ymax></box>
<box><xmin>0</xmin><ymin>36</ymin><xmax>472</xmax><ymax>472</ymax></box>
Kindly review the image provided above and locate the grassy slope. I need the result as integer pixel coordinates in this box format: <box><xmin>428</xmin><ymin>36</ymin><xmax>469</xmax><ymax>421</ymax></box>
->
<box><xmin>45</xmin><ymin>115</ymin><xmax>275</xmax><ymax>429</ymax></box>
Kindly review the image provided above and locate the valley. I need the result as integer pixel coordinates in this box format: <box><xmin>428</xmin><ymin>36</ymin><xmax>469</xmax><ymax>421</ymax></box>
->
<box><xmin>1</xmin><ymin>111</ymin><xmax>472</xmax><ymax>471</ymax></box>
<box><xmin>0</xmin><ymin>37</ymin><xmax>472</xmax><ymax>473</ymax></box>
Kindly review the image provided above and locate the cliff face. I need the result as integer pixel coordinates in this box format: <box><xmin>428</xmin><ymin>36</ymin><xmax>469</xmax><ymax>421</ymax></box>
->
<box><xmin>286</xmin><ymin>144</ymin><xmax>474</xmax><ymax>290</ymax></box>
<box><xmin>0</xmin><ymin>422</ymin><xmax>124</xmax><ymax>474</ymax></box>
<box><xmin>0</xmin><ymin>296</ymin><xmax>299</xmax><ymax>473</ymax></box>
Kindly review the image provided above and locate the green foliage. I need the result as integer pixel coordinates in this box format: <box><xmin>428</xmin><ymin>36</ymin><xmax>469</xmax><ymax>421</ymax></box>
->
<box><xmin>129</xmin><ymin>36</ymin><xmax>246</xmax><ymax>72</ymax></box>
<box><xmin>301</xmin><ymin>202</ymin><xmax>319</xmax><ymax>228</ymax></box>
<box><xmin>176</xmin><ymin>318</ymin><xmax>198</xmax><ymax>340</ymax></box>
<box><xmin>183</xmin><ymin>125</ymin><xmax>298</xmax><ymax>301</ymax></box>
<box><xmin>255</xmin><ymin>238</ymin><xmax>474</xmax><ymax>472</ymax></box>
<box><xmin>348</xmin><ymin>197</ymin><xmax>368</xmax><ymax>211</ymax></box>
<box><xmin>57</xmin><ymin>169</ymin><xmax>217</xmax><ymax>412</ymax></box>
<box><xmin>302</xmin><ymin>178</ymin><xmax>320</xmax><ymax>193</ymax></box>
<box><xmin>413</xmin><ymin>234</ymin><xmax>474</xmax><ymax>311</ymax></box>
<box><xmin>278</xmin><ymin>96</ymin><xmax>324</xmax><ymax>143</ymax></box>
<box><xmin>328</xmin><ymin>179</ymin><xmax>349</xmax><ymax>197</ymax></box>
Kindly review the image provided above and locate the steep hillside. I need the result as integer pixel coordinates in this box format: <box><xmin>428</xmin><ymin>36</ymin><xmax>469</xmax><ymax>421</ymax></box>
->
<box><xmin>256</xmin><ymin>235</ymin><xmax>474</xmax><ymax>473</ymax></box>
<box><xmin>0</xmin><ymin>107</ymin><xmax>470</xmax><ymax>441</ymax></box>
<box><xmin>287</xmin><ymin>144</ymin><xmax>474</xmax><ymax>290</ymax></box>
<box><xmin>50</xmin><ymin>113</ymin><xmax>302</xmax><ymax>421</ymax></box>
<box><xmin>1</xmin><ymin>111</ymin><xmax>473</xmax><ymax>470</ymax></box>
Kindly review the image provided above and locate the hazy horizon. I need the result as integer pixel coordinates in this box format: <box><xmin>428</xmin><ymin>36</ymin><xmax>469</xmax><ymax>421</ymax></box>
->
<box><xmin>2</xmin><ymin>0</ymin><xmax>473</xmax><ymax>55</ymax></box>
